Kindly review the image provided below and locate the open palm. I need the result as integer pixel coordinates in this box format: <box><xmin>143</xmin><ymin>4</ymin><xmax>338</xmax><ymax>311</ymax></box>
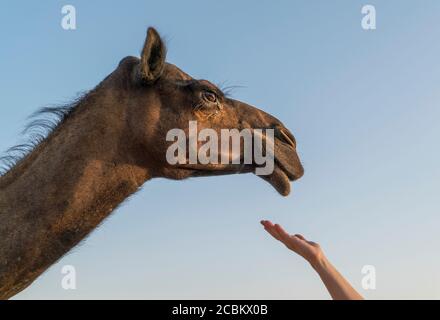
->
<box><xmin>261</xmin><ymin>220</ymin><xmax>322</xmax><ymax>265</ymax></box>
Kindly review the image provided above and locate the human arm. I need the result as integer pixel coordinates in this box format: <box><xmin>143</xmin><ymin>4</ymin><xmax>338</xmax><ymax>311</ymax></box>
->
<box><xmin>261</xmin><ymin>220</ymin><xmax>363</xmax><ymax>300</ymax></box>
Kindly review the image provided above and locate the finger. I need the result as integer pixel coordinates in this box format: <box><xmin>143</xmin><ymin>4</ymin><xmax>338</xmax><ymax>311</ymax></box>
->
<box><xmin>261</xmin><ymin>220</ymin><xmax>276</xmax><ymax>232</ymax></box>
<box><xmin>274</xmin><ymin>225</ymin><xmax>304</xmax><ymax>252</ymax></box>
<box><xmin>274</xmin><ymin>224</ymin><xmax>290</xmax><ymax>238</ymax></box>
<box><xmin>264</xmin><ymin>225</ymin><xmax>283</xmax><ymax>241</ymax></box>
<box><xmin>261</xmin><ymin>219</ymin><xmax>275</xmax><ymax>226</ymax></box>
<box><xmin>265</xmin><ymin>221</ymin><xmax>285</xmax><ymax>241</ymax></box>
<box><xmin>260</xmin><ymin>220</ymin><xmax>271</xmax><ymax>227</ymax></box>
<box><xmin>307</xmin><ymin>241</ymin><xmax>320</xmax><ymax>247</ymax></box>
<box><xmin>261</xmin><ymin>220</ymin><xmax>283</xmax><ymax>241</ymax></box>
<box><xmin>294</xmin><ymin>234</ymin><xmax>306</xmax><ymax>241</ymax></box>
<box><xmin>274</xmin><ymin>224</ymin><xmax>294</xmax><ymax>244</ymax></box>
<box><xmin>274</xmin><ymin>225</ymin><xmax>305</xmax><ymax>249</ymax></box>
<box><xmin>261</xmin><ymin>220</ymin><xmax>275</xmax><ymax>231</ymax></box>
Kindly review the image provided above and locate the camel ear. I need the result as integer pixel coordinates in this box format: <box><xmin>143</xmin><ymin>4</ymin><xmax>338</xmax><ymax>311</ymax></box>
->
<box><xmin>137</xmin><ymin>27</ymin><xmax>166</xmax><ymax>83</ymax></box>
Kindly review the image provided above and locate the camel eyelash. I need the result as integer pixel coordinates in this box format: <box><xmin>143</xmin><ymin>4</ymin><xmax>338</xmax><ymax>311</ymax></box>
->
<box><xmin>193</xmin><ymin>99</ymin><xmax>223</xmax><ymax>119</ymax></box>
<box><xmin>193</xmin><ymin>101</ymin><xmax>205</xmax><ymax>111</ymax></box>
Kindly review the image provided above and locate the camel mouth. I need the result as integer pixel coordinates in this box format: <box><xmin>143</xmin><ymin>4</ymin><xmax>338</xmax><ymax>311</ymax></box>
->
<box><xmin>178</xmin><ymin>140</ymin><xmax>303</xmax><ymax>196</ymax></box>
<box><xmin>171</xmin><ymin>128</ymin><xmax>303</xmax><ymax>196</ymax></box>
<box><xmin>257</xmin><ymin>137</ymin><xmax>304</xmax><ymax>196</ymax></box>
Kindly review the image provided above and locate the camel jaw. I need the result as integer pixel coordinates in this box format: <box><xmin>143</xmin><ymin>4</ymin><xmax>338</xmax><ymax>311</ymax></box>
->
<box><xmin>257</xmin><ymin>137</ymin><xmax>304</xmax><ymax>196</ymax></box>
<box><xmin>258</xmin><ymin>164</ymin><xmax>292</xmax><ymax>196</ymax></box>
<box><xmin>172</xmin><ymin>136</ymin><xmax>303</xmax><ymax>196</ymax></box>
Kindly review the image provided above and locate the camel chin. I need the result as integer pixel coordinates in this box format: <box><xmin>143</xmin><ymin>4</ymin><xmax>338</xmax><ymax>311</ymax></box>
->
<box><xmin>259</xmin><ymin>165</ymin><xmax>292</xmax><ymax>196</ymax></box>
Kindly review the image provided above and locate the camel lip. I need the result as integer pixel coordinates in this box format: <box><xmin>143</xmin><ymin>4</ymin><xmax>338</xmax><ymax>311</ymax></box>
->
<box><xmin>177</xmin><ymin>163</ymin><xmax>254</xmax><ymax>176</ymax></box>
<box><xmin>255</xmin><ymin>137</ymin><xmax>303</xmax><ymax>196</ymax></box>
<box><xmin>175</xmin><ymin>163</ymin><xmax>295</xmax><ymax>196</ymax></box>
<box><xmin>258</xmin><ymin>164</ymin><xmax>291</xmax><ymax>196</ymax></box>
<box><xmin>273</xmin><ymin>137</ymin><xmax>304</xmax><ymax>182</ymax></box>
<box><xmin>275</xmin><ymin>157</ymin><xmax>297</xmax><ymax>181</ymax></box>
<box><xmin>172</xmin><ymin>134</ymin><xmax>303</xmax><ymax>196</ymax></box>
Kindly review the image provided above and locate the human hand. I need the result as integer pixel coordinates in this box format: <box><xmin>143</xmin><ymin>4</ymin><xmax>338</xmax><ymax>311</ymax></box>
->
<box><xmin>260</xmin><ymin>220</ymin><xmax>324</xmax><ymax>267</ymax></box>
<box><xmin>261</xmin><ymin>220</ymin><xmax>363</xmax><ymax>300</ymax></box>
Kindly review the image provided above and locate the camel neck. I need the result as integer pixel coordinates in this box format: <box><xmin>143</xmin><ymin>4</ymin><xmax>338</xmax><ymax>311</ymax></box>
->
<box><xmin>0</xmin><ymin>99</ymin><xmax>150</xmax><ymax>299</ymax></box>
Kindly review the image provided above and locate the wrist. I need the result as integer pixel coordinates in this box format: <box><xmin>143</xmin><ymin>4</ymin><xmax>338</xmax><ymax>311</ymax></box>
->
<box><xmin>309</xmin><ymin>253</ymin><xmax>329</xmax><ymax>272</ymax></box>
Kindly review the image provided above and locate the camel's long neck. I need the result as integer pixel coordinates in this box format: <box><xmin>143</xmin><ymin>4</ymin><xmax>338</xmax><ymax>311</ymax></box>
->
<box><xmin>0</xmin><ymin>93</ymin><xmax>150</xmax><ymax>299</ymax></box>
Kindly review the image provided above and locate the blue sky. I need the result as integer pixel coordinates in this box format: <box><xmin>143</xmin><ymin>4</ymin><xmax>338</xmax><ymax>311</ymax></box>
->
<box><xmin>1</xmin><ymin>0</ymin><xmax>440</xmax><ymax>299</ymax></box>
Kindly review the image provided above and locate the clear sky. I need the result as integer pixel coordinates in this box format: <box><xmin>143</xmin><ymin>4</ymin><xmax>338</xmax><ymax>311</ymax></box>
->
<box><xmin>1</xmin><ymin>0</ymin><xmax>440</xmax><ymax>299</ymax></box>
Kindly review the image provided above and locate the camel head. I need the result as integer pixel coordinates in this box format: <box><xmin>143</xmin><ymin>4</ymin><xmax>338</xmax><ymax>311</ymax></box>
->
<box><xmin>0</xmin><ymin>26</ymin><xmax>306</xmax><ymax>299</ymax></box>
<box><xmin>110</xmin><ymin>27</ymin><xmax>303</xmax><ymax>196</ymax></box>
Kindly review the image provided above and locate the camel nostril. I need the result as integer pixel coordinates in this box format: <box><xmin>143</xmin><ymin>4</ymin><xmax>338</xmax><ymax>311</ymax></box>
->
<box><xmin>276</xmin><ymin>128</ymin><xmax>296</xmax><ymax>149</ymax></box>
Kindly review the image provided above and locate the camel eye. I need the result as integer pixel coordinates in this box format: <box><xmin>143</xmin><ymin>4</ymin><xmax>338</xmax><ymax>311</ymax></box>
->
<box><xmin>202</xmin><ymin>91</ymin><xmax>218</xmax><ymax>103</ymax></box>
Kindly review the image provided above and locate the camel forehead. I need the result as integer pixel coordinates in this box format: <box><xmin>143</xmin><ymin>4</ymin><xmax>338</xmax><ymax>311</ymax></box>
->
<box><xmin>162</xmin><ymin>63</ymin><xmax>193</xmax><ymax>81</ymax></box>
<box><xmin>116</xmin><ymin>57</ymin><xmax>193</xmax><ymax>82</ymax></box>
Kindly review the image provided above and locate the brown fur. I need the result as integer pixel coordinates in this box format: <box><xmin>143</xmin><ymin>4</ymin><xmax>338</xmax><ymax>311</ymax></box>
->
<box><xmin>0</xmin><ymin>27</ymin><xmax>303</xmax><ymax>299</ymax></box>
